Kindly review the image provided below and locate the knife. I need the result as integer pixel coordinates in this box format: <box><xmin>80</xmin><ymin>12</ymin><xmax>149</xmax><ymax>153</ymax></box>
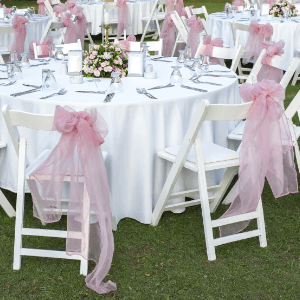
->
<box><xmin>203</xmin><ymin>74</ymin><xmax>236</xmax><ymax>78</ymax></box>
<box><xmin>11</xmin><ymin>88</ymin><xmax>41</xmax><ymax>97</ymax></box>
<box><xmin>76</xmin><ymin>91</ymin><xmax>106</xmax><ymax>94</ymax></box>
<box><xmin>181</xmin><ymin>85</ymin><xmax>207</xmax><ymax>93</ymax></box>
<box><xmin>103</xmin><ymin>92</ymin><xmax>115</xmax><ymax>102</ymax></box>
<box><xmin>23</xmin><ymin>84</ymin><xmax>42</xmax><ymax>89</ymax></box>
<box><xmin>148</xmin><ymin>84</ymin><xmax>174</xmax><ymax>90</ymax></box>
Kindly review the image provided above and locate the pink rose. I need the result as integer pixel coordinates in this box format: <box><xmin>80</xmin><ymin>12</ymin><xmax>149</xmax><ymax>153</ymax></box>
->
<box><xmin>104</xmin><ymin>66</ymin><xmax>113</xmax><ymax>72</ymax></box>
<box><xmin>92</xmin><ymin>51</ymin><xmax>97</xmax><ymax>56</ymax></box>
<box><xmin>90</xmin><ymin>54</ymin><xmax>95</xmax><ymax>60</ymax></box>
<box><xmin>94</xmin><ymin>45</ymin><xmax>100</xmax><ymax>49</ymax></box>
<box><xmin>83</xmin><ymin>66</ymin><xmax>89</xmax><ymax>73</ymax></box>
<box><xmin>101</xmin><ymin>62</ymin><xmax>106</xmax><ymax>67</ymax></box>
<box><xmin>115</xmin><ymin>47</ymin><xmax>120</xmax><ymax>51</ymax></box>
<box><xmin>98</xmin><ymin>67</ymin><xmax>103</xmax><ymax>71</ymax></box>
<box><xmin>94</xmin><ymin>70</ymin><xmax>100</xmax><ymax>77</ymax></box>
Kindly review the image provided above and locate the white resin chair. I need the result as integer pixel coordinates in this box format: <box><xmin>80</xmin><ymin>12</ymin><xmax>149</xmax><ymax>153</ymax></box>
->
<box><xmin>129</xmin><ymin>39</ymin><xmax>163</xmax><ymax>56</ymax></box>
<box><xmin>44</xmin><ymin>0</ymin><xmax>57</xmax><ymax>20</ymax></box>
<box><xmin>141</xmin><ymin>0</ymin><xmax>167</xmax><ymax>43</ymax></box>
<box><xmin>185</xmin><ymin>5</ymin><xmax>209</xmax><ymax>20</ymax></box>
<box><xmin>2</xmin><ymin>105</ymin><xmax>115</xmax><ymax>275</ymax></box>
<box><xmin>39</xmin><ymin>19</ymin><xmax>65</xmax><ymax>44</ymax></box>
<box><xmin>152</xmin><ymin>100</ymin><xmax>267</xmax><ymax>261</ymax></box>
<box><xmin>170</xmin><ymin>11</ymin><xmax>188</xmax><ymax>57</ymax></box>
<box><xmin>33</xmin><ymin>39</ymin><xmax>82</xmax><ymax>58</ymax></box>
<box><xmin>0</xmin><ymin>26</ymin><xmax>14</xmax><ymax>63</ymax></box>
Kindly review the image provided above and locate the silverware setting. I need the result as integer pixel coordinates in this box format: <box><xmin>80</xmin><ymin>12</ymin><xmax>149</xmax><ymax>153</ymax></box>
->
<box><xmin>30</xmin><ymin>62</ymin><xmax>49</xmax><ymax>67</ymax></box>
<box><xmin>11</xmin><ymin>88</ymin><xmax>41</xmax><ymax>97</ymax></box>
<box><xmin>31</xmin><ymin>58</ymin><xmax>51</xmax><ymax>62</ymax></box>
<box><xmin>292</xmin><ymin>19</ymin><xmax>299</xmax><ymax>23</ymax></box>
<box><xmin>87</xmin><ymin>78</ymin><xmax>101</xmax><ymax>82</ymax></box>
<box><xmin>0</xmin><ymin>78</ymin><xmax>8</xmax><ymax>80</ymax></box>
<box><xmin>76</xmin><ymin>90</ymin><xmax>105</xmax><ymax>94</ymax></box>
<box><xmin>0</xmin><ymin>81</ymin><xmax>16</xmax><ymax>86</ymax></box>
<box><xmin>103</xmin><ymin>92</ymin><xmax>115</xmax><ymax>103</ymax></box>
<box><xmin>23</xmin><ymin>84</ymin><xmax>42</xmax><ymax>89</ymax></box>
<box><xmin>136</xmin><ymin>87</ymin><xmax>157</xmax><ymax>99</ymax></box>
<box><xmin>181</xmin><ymin>85</ymin><xmax>208</xmax><ymax>93</ymax></box>
<box><xmin>148</xmin><ymin>83</ymin><xmax>174</xmax><ymax>90</ymax></box>
<box><xmin>203</xmin><ymin>74</ymin><xmax>236</xmax><ymax>78</ymax></box>
<box><xmin>40</xmin><ymin>88</ymin><xmax>67</xmax><ymax>99</ymax></box>
<box><xmin>151</xmin><ymin>58</ymin><xmax>172</xmax><ymax>62</ymax></box>
<box><xmin>209</xmin><ymin>70</ymin><xmax>231</xmax><ymax>73</ymax></box>
<box><xmin>192</xmin><ymin>77</ymin><xmax>223</xmax><ymax>86</ymax></box>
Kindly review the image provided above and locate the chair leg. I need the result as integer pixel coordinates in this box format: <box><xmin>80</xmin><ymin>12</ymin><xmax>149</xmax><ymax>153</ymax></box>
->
<box><xmin>171</xmin><ymin>34</ymin><xmax>180</xmax><ymax>57</ymax></box>
<box><xmin>256</xmin><ymin>198</ymin><xmax>267</xmax><ymax>248</ymax></box>
<box><xmin>291</xmin><ymin>63</ymin><xmax>300</xmax><ymax>86</ymax></box>
<box><xmin>222</xmin><ymin>181</ymin><xmax>237</xmax><ymax>205</ymax></box>
<box><xmin>80</xmin><ymin>257</ymin><xmax>88</xmax><ymax>276</ymax></box>
<box><xmin>0</xmin><ymin>190</ymin><xmax>16</xmax><ymax>217</ymax></box>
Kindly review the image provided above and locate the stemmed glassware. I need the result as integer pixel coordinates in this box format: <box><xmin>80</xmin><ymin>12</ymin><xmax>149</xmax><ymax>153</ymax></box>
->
<box><xmin>170</xmin><ymin>66</ymin><xmax>183</xmax><ymax>85</ymax></box>
<box><xmin>177</xmin><ymin>50</ymin><xmax>185</xmax><ymax>64</ymax></box>
<box><xmin>55</xmin><ymin>46</ymin><xmax>64</xmax><ymax>62</ymax></box>
<box><xmin>7</xmin><ymin>62</ymin><xmax>22</xmax><ymax>81</ymax></box>
<box><xmin>49</xmin><ymin>44</ymin><xmax>55</xmax><ymax>59</ymax></box>
<box><xmin>42</xmin><ymin>69</ymin><xmax>57</xmax><ymax>92</ymax></box>
<box><xmin>109</xmin><ymin>72</ymin><xmax>123</xmax><ymax>93</ymax></box>
<box><xmin>20</xmin><ymin>52</ymin><xmax>30</xmax><ymax>68</ymax></box>
<box><xmin>202</xmin><ymin>54</ymin><xmax>210</xmax><ymax>74</ymax></box>
<box><xmin>184</xmin><ymin>45</ymin><xmax>192</xmax><ymax>67</ymax></box>
<box><xmin>10</xmin><ymin>51</ymin><xmax>18</xmax><ymax>63</ymax></box>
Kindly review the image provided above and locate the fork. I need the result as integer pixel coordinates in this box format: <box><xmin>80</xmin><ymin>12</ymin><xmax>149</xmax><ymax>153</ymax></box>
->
<box><xmin>148</xmin><ymin>83</ymin><xmax>174</xmax><ymax>90</ymax></box>
<box><xmin>40</xmin><ymin>88</ymin><xmax>67</xmax><ymax>99</ymax></box>
<box><xmin>136</xmin><ymin>87</ymin><xmax>157</xmax><ymax>99</ymax></box>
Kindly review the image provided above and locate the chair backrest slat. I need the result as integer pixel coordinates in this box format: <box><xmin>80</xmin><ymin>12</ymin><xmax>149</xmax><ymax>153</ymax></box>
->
<box><xmin>170</xmin><ymin>12</ymin><xmax>188</xmax><ymax>43</ymax></box>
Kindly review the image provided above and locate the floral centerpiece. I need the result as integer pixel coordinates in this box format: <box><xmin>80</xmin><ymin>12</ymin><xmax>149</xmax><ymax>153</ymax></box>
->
<box><xmin>269</xmin><ymin>0</ymin><xmax>298</xmax><ymax>17</ymax></box>
<box><xmin>83</xmin><ymin>42</ymin><xmax>128</xmax><ymax>78</ymax></box>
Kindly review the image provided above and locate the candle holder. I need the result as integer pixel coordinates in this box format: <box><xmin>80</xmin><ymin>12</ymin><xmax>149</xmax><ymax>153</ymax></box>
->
<box><xmin>104</xmin><ymin>24</ymin><xmax>111</xmax><ymax>43</ymax></box>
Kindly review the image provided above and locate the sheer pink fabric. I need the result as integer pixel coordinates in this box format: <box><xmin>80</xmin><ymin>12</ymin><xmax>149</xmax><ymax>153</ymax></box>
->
<box><xmin>2</xmin><ymin>5</ymin><xmax>11</xmax><ymax>14</ymax></box>
<box><xmin>232</xmin><ymin>0</ymin><xmax>244</xmax><ymax>6</ymax></box>
<box><xmin>37</xmin><ymin>0</ymin><xmax>46</xmax><ymax>15</ymax></box>
<box><xmin>199</xmin><ymin>35</ymin><xmax>224</xmax><ymax>64</ymax></box>
<box><xmin>257</xmin><ymin>40</ymin><xmax>285</xmax><ymax>83</ymax></box>
<box><xmin>28</xmin><ymin>106</ymin><xmax>117</xmax><ymax>294</ymax></box>
<box><xmin>10</xmin><ymin>15</ymin><xmax>29</xmax><ymax>58</ymax></box>
<box><xmin>266</xmin><ymin>0</ymin><xmax>276</xmax><ymax>5</ymax></box>
<box><xmin>29</xmin><ymin>35</ymin><xmax>54</xmax><ymax>59</ymax></box>
<box><xmin>53</xmin><ymin>4</ymin><xmax>67</xmax><ymax>17</ymax></box>
<box><xmin>166</xmin><ymin>0</ymin><xmax>184</xmax><ymax>14</ymax></box>
<box><xmin>73</xmin><ymin>5</ymin><xmax>88</xmax><ymax>48</ymax></box>
<box><xmin>181</xmin><ymin>5</ymin><xmax>193</xmax><ymax>18</ymax></box>
<box><xmin>119</xmin><ymin>34</ymin><xmax>136</xmax><ymax>52</ymax></box>
<box><xmin>116</xmin><ymin>0</ymin><xmax>131</xmax><ymax>39</ymax></box>
<box><xmin>187</xmin><ymin>15</ymin><xmax>204</xmax><ymax>58</ymax></box>
<box><xmin>166</xmin><ymin>0</ymin><xmax>175</xmax><ymax>13</ymax></box>
<box><xmin>160</xmin><ymin>11</ymin><xmax>177</xmax><ymax>56</ymax></box>
<box><xmin>65</xmin><ymin>0</ymin><xmax>76</xmax><ymax>12</ymax></box>
<box><xmin>175</xmin><ymin>0</ymin><xmax>184</xmax><ymax>15</ymax></box>
<box><xmin>243</xmin><ymin>21</ymin><xmax>273</xmax><ymax>64</ymax></box>
<box><xmin>62</xmin><ymin>12</ymin><xmax>78</xmax><ymax>44</ymax></box>
<box><xmin>220</xmin><ymin>80</ymin><xmax>298</xmax><ymax>237</ymax></box>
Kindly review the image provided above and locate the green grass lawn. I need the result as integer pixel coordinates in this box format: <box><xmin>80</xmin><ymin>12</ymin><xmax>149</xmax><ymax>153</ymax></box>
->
<box><xmin>1</xmin><ymin>0</ymin><xmax>300</xmax><ymax>299</ymax></box>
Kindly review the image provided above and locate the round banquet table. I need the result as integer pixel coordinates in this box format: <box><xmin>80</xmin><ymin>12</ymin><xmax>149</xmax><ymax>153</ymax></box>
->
<box><xmin>77</xmin><ymin>0</ymin><xmax>156</xmax><ymax>36</ymax></box>
<box><xmin>0</xmin><ymin>15</ymin><xmax>50</xmax><ymax>53</ymax></box>
<box><xmin>0</xmin><ymin>58</ymin><xmax>241</xmax><ymax>226</ymax></box>
<box><xmin>207</xmin><ymin>12</ymin><xmax>300</xmax><ymax>65</ymax></box>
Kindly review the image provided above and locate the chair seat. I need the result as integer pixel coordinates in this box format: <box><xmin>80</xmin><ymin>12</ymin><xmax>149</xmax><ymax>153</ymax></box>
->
<box><xmin>228</xmin><ymin>121</ymin><xmax>245</xmax><ymax>141</ymax></box>
<box><xmin>0</xmin><ymin>47</ymin><xmax>10</xmax><ymax>53</ymax></box>
<box><xmin>157</xmin><ymin>142</ymin><xmax>239</xmax><ymax>172</ymax></box>
<box><xmin>25</xmin><ymin>149</ymin><xmax>108</xmax><ymax>177</ymax></box>
<box><xmin>142</xmin><ymin>12</ymin><xmax>165</xmax><ymax>21</ymax></box>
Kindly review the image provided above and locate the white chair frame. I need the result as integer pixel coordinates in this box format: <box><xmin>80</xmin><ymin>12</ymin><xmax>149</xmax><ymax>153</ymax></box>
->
<box><xmin>185</xmin><ymin>5</ymin><xmax>209</xmax><ymax>20</ymax></box>
<box><xmin>39</xmin><ymin>19</ymin><xmax>64</xmax><ymax>44</ymax></box>
<box><xmin>2</xmin><ymin>105</ymin><xmax>114</xmax><ymax>275</ymax></box>
<box><xmin>151</xmin><ymin>100</ymin><xmax>267</xmax><ymax>261</ymax></box>
<box><xmin>170</xmin><ymin>11</ymin><xmax>188</xmax><ymax>57</ymax></box>
<box><xmin>129</xmin><ymin>39</ymin><xmax>163</xmax><ymax>56</ymax></box>
<box><xmin>44</xmin><ymin>0</ymin><xmax>58</xmax><ymax>21</ymax></box>
<box><xmin>0</xmin><ymin>26</ymin><xmax>14</xmax><ymax>63</ymax></box>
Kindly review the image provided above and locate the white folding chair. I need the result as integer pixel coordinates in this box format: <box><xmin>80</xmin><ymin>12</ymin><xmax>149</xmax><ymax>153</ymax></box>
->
<box><xmin>84</xmin><ymin>22</ymin><xmax>94</xmax><ymax>44</ymax></box>
<box><xmin>228</xmin><ymin>50</ymin><xmax>300</xmax><ymax>143</ymax></box>
<box><xmin>141</xmin><ymin>0</ymin><xmax>167</xmax><ymax>43</ymax></box>
<box><xmin>129</xmin><ymin>39</ymin><xmax>163</xmax><ymax>56</ymax></box>
<box><xmin>39</xmin><ymin>19</ymin><xmax>65</xmax><ymax>44</ymax></box>
<box><xmin>170</xmin><ymin>11</ymin><xmax>188</xmax><ymax>57</ymax></box>
<box><xmin>33</xmin><ymin>39</ymin><xmax>82</xmax><ymax>58</ymax></box>
<box><xmin>44</xmin><ymin>0</ymin><xmax>58</xmax><ymax>20</ymax></box>
<box><xmin>194</xmin><ymin>42</ymin><xmax>244</xmax><ymax>75</ymax></box>
<box><xmin>185</xmin><ymin>5</ymin><xmax>209</xmax><ymax>20</ymax></box>
<box><xmin>2</xmin><ymin>105</ymin><xmax>115</xmax><ymax>275</ymax></box>
<box><xmin>181</xmin><ymin>15</ymin><xmax>210</xmax><ymax>35</ymax></box>
<box><xmin>152</xmin><ymin>100</ymin><xmax>267</xmax><ymax>261</ymax></box>
<box><xmin>0</xmin><ymin>26</ymin><xmax>13</xmax><ymax>63</ymax></box>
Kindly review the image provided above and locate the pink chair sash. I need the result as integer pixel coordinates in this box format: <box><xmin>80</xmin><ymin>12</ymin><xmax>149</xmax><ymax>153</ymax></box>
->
<box><xmin>29</xmin><ymin>35</ymin><xmax>54</xmax><ymax>59</ymax></box>
<box><xmin>53</xmin><ymin>4</ymin><xmax>67</xmax><ymax>17</ymax></box>
<box><xmin>73</xmin><ymin>5</ymin><xmax>88</xmax><ymax>48</ymax></box>
<box><xmin>265</xmin><ymin>0</ymin><xmax>276</xmax><ymax>5</ymax></box>
<box><xmin>160</xmin><ymin>11</ymin><xmax>177</xmax><ymax>56</ymax></box>
<box><xmin>37</xmin><ymin>0</ymin><xmax>47</xmax><ymax>15</ymax></box>
<box><xmin>65</xmin><ymin>0</ymin><xmax>76</xmax><ymax>12</ymax></box>
<box><xmin>199</xmin><ymin>35</ymin><xmax>223</xmax><ymax>64</ymax></box>
<box><xmin>257</xmin><ymin>40</ymin><xmax>285</xmax><ymax>84</ymax></box>
<box><xmin>166</xmin><ymin>0</ymin><xmax>184</xmax><ymax>14</ymax></box>
<box><xmin>232</xmin><ymin>0</ymin><xmax>244</xmax><ymax>7</ymax></box>
<box><xmin>175</xmin><ymin>0</ymin><xmax>184</xmax><ymax>15</ymax></box>
<box><xmin>119</xmin><ymin>34</ymin><xmax>136</xmax><ymax>52</ymax></box>
<box><xmin>1</xmin><ymin>5</ymin><xmax>11</xmax><ymax>14</ymax></box>
<box><xmin>62</xmin><ymin>12</ymin><xmax>78</xmax><ymax>44</ymax></box>
<box><xmin>187</xmin><ymin>15</ymin><xmax>204</xmax><ymax>58</ymax></box>
<box><xmin>219</xmin><ymin>80</ymin><xmax>298</xmax><ymax>237</ymax></box>
<box><xmin>243</xmin><ymin>21</ymin><xmax>273</xmax><ymax>64</ymax></box>
<box><xmin>166</xmin><ymin>0</ymin><xmax>175</xmax><ymax>13</ymax></box>
<box><xmin>10</xmin><ymin>15</ymin><xmax>29</xmax><ymax>58</ymax></box>
<box><xmin>28</xmin><ymin>106</ymin><xmax>117</xmax><ymax>295</ymax></box>
<box><xmin>116</xmin><ymin>0</ymin><xmax>131</xmax><ymax>40</ymax></box>
<box><xmin>181</xmin><ymin>6</ymin><xmax>193</xmax><ymax>18</ymax></box>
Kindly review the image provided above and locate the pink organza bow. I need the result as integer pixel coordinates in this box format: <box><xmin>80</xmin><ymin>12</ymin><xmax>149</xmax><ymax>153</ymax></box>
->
<box><xmin>73</xmin><ymin>5</ymin><xmax>88</xmax><ymax>48</ymax></box>
<box><xmin>220</xmin><ymin>80</ymin><xmax>298</xmax><ymax>237</ymax></box>
<box><xmin>116</xmin><ymin>0</ymin><xmax>131</xmax><ymax>40</ymax></box>
<box><xmin>181</xmin><ymin>5</ymin><xmax>193</xmax><ymax>18</ymax></box>
<box><xmin>2</xmin><ymin>5</ymin><xmax>11</xmax><ymax>14</ymax></box>
<box><xmin>29</xmin><ymin>106</ymin><xmax>117</xmax><ymax>295</ymax></box>
<box><xmin>243</xmin><ymin>21</ymin><xmax>273</xmax><ymax>64</ymax></box>
<box><xmin>160</xmin><ymin>12</ymin><xmax>177</xmax><ymax>56</ymax></box>
<box><xmin>119</xmin><ymin>34</ymin><xmax>136</xmax><ymax>52</ymax></box>
<box><xmin>29</xmin><ymin>35</ymin><xmax>54</xmax><ymax>59</ymax></box>
<box><xmin>166</xmin><ymin>0</ymin><xmax>184</xmax><ymax>14</ymax></box>
<box><xmin>175</xmin><ymin>0</ymin><xmax>184</xmax><ymax>15</ymax></box>
<box><xmin>61</xmin><ymin>12</ymin><xmax>78</xmax><ymax>44</ymax></box>
<box><xmin>10</xmin><ymin>15</ymin><xmax>29</xmax><ymax>58</ymax></box>
<box><xmin>232</xmin><ymin>0</ymin><xmax>244</xmax><ymax>7</ymax></box>
<box><xmin>257</xmin><ymin>40</ymin><xmax>285</xmax><ymax>83</ymax></box>
<box><xmin>187</xmin><ymin>15</ymin><xmax>204</xmax><ymax>57</ymax></box>
<box><xmin>37</xmin><ymin>0</ymin><xmax>46</xmax><ymax>15</ymax></box>
<box><xmin>65</xmin><ymin>0</ymin><xmax>76</xmax><ymax>12</ymax></box>
<box><xmin>265</xmin><ymin>0</ymin><xmax>276</xmax><ymax>5</ymax></box>
<box><xmin>53</xmin><ymin>3</ymin><xmax>67</xmax><ymax>17</ymax></box>
<box><xmin>200</xmin><ymin>35</ymin><xmax>224</xmax><ymax>64</ymax></box>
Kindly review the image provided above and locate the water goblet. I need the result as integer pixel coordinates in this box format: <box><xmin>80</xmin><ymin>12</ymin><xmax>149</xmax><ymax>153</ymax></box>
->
<box><xmin>170</xmin><ymin>65</ymin><xmax>183</xmax><ymax>85</ymax></box>
<box><xmin>42</xmin><ymin>69</ymin><xmax>57</xmax><ymax>92</ymax></box>
<box><xmin>202</xmin><ymin>54</ymin><xmax>210</xmax><ymax>73</ymax></box>
<box><xmin>49</xmin><ymin>44</ymin><xmax>55</xmax><ymax>59</ymax></box>
<box><xmin>55</xmin><ymin>46</ymin><xmax>64</xmax><ymax>62</ymax></box>
<box><xmin>177</xmin><ymin>50</ymin><xmax>185</xmax><ymax>64</ymax></box>
<box><xmin>7</xmin><ymin>62</ymin><xmax>16</xmax><ymax>82</ymax></box>
<box><xmin>20</xmin><ymin>52</ymin><xmax>30</xmax><ymax>68</ymax></box>
<box><xmin>109</xmin><ymin>72</ymin><xmax>123</xmax><ymax>93</ymax></box>
<box><xmin>10</xmin><ymin>51</ymin><xmax>18</xmax><ymax>62</ymax></box>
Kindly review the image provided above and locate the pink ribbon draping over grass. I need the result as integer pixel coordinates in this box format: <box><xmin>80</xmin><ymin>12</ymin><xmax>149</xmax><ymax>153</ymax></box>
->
<box><xmin>119</xmin><ymin>34</ymin><xmax>136</xmax><ymax>52</ymax></box>
<box><xmin>257</xmin><ymin>40</ymin><xmax>285</xmax><ymax>83</ymax></box>
<box><xmin>187</xmin><ymin>15</ymin><xmax>204</xmax><ymax>58</ymax></box>
<box><xmin>160</xmin><ymin>11</ymin><xmax>177</xmax><ymax>56</ymax></box>
<box><xmin>219</xmin><ymin>80</ymin><xmax>298</xmax><ymax>237</ymax></box>
<box><xmin>62</xmin><ymin>12</ymin><xmax>78</xmax><ymax>44</ymax></box>
<box><xmin>73</xmin><ymin>5</ymin><xmax>88</xmax><ymax>48</ymax></box>
<box><xmin>10</xmin><ymin>15</ymin><xmax>29</xmax><ymax>58</ymax></box>
<box><xmin>29</xmin><ymin>35</ymin><xmax>54</xmax><ymax>59</ymax></box>
<box><xmin>199</xmin><ymin>35</ymin><xmax>224</xmax><ymax>64</ymax></box>
<box><xmin>29</xmin><ymin>105</ymin><xmax>117</xmax><ymax>295</ymax></box>
<box><xmin>243</xmin><ymin>21</ymin><xmax>273</xmax><ymax>64</ymax></box>
<box><xmin>116</xmin><ymin>0</ymin><xmax>131</xmax><ymax>39</ymax></box>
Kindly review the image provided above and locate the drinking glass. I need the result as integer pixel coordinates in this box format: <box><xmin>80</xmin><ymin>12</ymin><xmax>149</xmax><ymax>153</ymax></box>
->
<box><xmin>177</xmin><ymin>50</ymin><xmax>185</xmax><ymax>64</ymax></box>
<box><xmin>202</xmin><ymin>54</ymin><xmax>209</xmax><ymax>73</ymax></box>
<box><xmin>42</xmin><ymin>69</ymin><xmax>57</xmax><ymax>92</ymax></box>
<box><xmin>55</xmin><ymin>46</ymin><xmax>64</xmax><ymax>62</ymax></box>
<box><xmin>7</xmin><ymin>63</ymin><xmax>15</xmax><ymax>82</ymax></box>
<box><xmin>109</xmin><ymin>72</ymin><xmax>123</xmax><ymax>93</ymax></box>
<box><xmin>10</xmin><ymin>51</ymin><xmax>18</xmax><ymax>62</ymax></box>
<box><xmin>49</xmin><ymin>44</ymin><xmax>55</xmax><ymax>58</ymax></box>
<box><xmin>170</xmin><ymin>66</ymin><xmax>183</xmax><ymax>85</ymax></box>
<box><xmin>184</xmin><ymin>45</ymin><xmax>192</xmax><ymax>67</ymax></box>
<box><xmin>20</xmin><ymin>52</ymin><xmax>30</xmax><ymax>68</ymax></box>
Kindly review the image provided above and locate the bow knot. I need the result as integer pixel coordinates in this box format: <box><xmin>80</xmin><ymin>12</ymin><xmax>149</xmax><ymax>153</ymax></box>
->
<box><xmin>116</xmin><ymin>0</ymin><xmax>129</xmax><ymax>7</ymax></box>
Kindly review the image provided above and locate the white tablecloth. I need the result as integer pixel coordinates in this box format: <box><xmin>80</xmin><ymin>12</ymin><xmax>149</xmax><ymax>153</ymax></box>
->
<box><xmin>207</xmin><ymin>12</ymin><xmax>300</xmax><ymax>65</ymax></box>
<box><xmin>0</xmin><ymin>15</ymin><xmax>50</xmax><ymax>53</ymax></box>
<box><xmin>77</xmin><ymin>0</ymin><xmax>156</xmax><ymax>35</ymax></box>
<box><xmin>0</xmin><ymin>58</ymin><xmax>241</xmax><ymax>225</ymax></box>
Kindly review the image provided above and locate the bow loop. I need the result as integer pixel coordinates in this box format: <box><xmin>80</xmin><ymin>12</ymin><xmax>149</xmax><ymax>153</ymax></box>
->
<box><xmin>161</xmin><ymin>12</ymin><xmax>177</xmax><ymax>56</ymax></box>
<box><xmin>200</xmin><ymin>35</ymin><xmax>224</xmax><ymax>64</ymax></box>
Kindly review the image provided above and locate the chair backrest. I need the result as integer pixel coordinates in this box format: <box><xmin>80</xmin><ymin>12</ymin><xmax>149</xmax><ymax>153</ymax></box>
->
<box><xmin>246</xmin><ymin>49</ymin><xmax>300</xmax><ymax>88</ymax></box>
<box><xmin>231</xmin><ymin>22</ymin><xmax>250</xmax><ymax>46</ymax></box>
<box><xmin>186</xmin><ymin>6</ymin><xmax>209</xmax><ymax>20</ymax></box>
<box><xmin>44</xmin><ymin>0</ymin><xmax>57</xmax><ymax>20</ymax></box>
<box><xmin>51</xmin><ymin>0</ymin><xmax>62</xmax><ymax>5</ymax></box>
<box><xmin>39</xmin><ymin>19</ymin><xmax>64</xmax><ymax>44</ymax></box>
<box><xmin>181</xmin><ymin>16</ymin><xmax>210</xmax><ymax>35</ymax></box>
<box><xmin>0</xmin><ymin>25</ymin><xmax>14</xmax><ymax>34</ymax></box>
<box><xmin>170</xmin><ymin>11</ymin><xmax>188</xmax><ymax>43</ymax></box>
<box><xmin>158</xmin><ymin>0</ymin><xmax>167</xmax><ymax>12</ymax></box>
<box><xmin>129</xmin><ymin>40</ymin><xmax>163</xmax><ymax>55</ymax></box>
<box><xmin>2</xmin><ymin>105</ymin><xmax>54</xmax><ymax>156</ymax></box>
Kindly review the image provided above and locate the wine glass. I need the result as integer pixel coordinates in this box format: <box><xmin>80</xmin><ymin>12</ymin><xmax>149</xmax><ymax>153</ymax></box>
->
<box><xmin>109</xmin><ymin>72</ymin><xmax>123</xmax><ymax>93</ymax></box>
<box><xmin>20</xmin><ymin>52</ymin><xmax>30</xmax><ymax>68</ymax></box>
<box><xmin>177</xmin><ymin>50</ymin><xmax>185</xmax><ymax>64</ymax></box>
<box><xmin>170</xmin><ymin>66</ymin><xmax>183</xmax><ymax>85</ymax></box>
<box><xmin>202</xmin><ymin>54</ymin><xmax>210</xmax><ymax>74</ymax></box>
